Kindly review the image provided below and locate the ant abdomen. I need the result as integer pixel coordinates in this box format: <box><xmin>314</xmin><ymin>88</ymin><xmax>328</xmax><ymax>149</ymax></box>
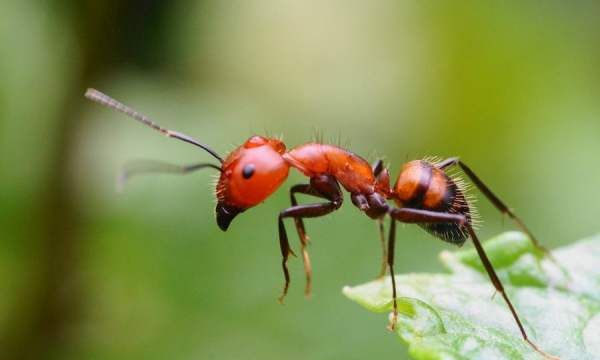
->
<box><xmin>392</xmin><ymin>160</ymin><xmax>472</xmax><ymax>245</ymax></box>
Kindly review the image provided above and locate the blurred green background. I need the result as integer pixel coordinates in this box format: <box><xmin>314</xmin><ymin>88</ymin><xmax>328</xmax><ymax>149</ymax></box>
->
<box><xmin>1</xmin><ymin>1</ymin><xmax>599</xmax><ymax>359</ymax></box>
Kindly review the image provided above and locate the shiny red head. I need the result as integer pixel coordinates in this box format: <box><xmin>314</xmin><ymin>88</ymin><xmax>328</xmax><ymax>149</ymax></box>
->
<box><xmin>215</xmin><ymin>136</ymin><xmax>290</xmax><ymax>231</ymax></box>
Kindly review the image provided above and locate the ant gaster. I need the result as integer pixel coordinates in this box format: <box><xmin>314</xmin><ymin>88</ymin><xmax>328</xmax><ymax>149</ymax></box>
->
<box><xmin>85</xmin><ymin>89</ymin><xmax>559</xmax><ymax>360</ymax></box>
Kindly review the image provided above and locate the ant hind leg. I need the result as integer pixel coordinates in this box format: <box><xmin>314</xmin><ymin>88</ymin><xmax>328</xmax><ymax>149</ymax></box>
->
<box><xmin>388</xmin><ymin>207</ymin><xmax>558</xmax><ymax>359</ymax></box>
<box><xmin>437</xmin><ymin>157</ymin><xmax>556</xmax><ymax>261</ymax></box>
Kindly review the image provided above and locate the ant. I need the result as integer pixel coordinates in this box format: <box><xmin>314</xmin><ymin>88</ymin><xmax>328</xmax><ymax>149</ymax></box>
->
<box><xmin>85</xmin><ymin>88</ymin><xmax>559</xmax><ymax>359</ymax></box>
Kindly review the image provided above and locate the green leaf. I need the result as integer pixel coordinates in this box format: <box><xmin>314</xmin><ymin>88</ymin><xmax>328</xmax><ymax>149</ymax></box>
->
<box><xmin>343</xmin><ymin>231</ymin><xmax>600</xmax><ymax>360</ymax></box>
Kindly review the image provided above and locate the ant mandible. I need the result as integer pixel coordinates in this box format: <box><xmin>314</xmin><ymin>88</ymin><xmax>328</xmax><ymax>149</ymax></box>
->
<box><xmin>85</xmin><ymin>89</ymin><xmax>559</xmax><ymax>360</ymax></box>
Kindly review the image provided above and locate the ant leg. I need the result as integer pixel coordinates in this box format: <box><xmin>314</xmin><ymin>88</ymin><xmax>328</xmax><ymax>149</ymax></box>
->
<box><xmin>277</xmin><ymin>215</ymin><xmax>295</xmax><ymax>304</ymax></box>
<box><xmin>277</xmin><ymin>175</ymin><xmax>343</xmax><ymax>302</ymax></box>
<box><xmin>389</xmin><ymin>207</ymin><xmax>466</xmax><ymax>224</ymax></box>
<box><xmin>386</xmin><ymin>218</ymin><xmax>398</xmax><ymax>330</ymax></box>
<box><xmin>437</xmin><ymin>157</ymin><xmax>553</xmax><ymax>259</ymax></box>
<box><xmin>436</xmin><ymin>157</ymin><xmax>458</xmax><ymax>170</ymax></box>
<box><xmin>377</xmin><ymin>219</ymin><xmax>387</xmax><ymax>278</ymax></box>
<box><xmin>372</xmin><ymin>159</ymin><xmax>390</xmax><ymax>278</ymax></box>
<box><xmin>464</xmin><ymin>225</ymin><xmax>557</xmax><ymax>359</ymax></box>
<box><xmin>278</xmin><ymin>201</ymin><xmax>342</xmax><ymax>302</ymax></box>
<box><xmin>289</xmin><ymin>184</ymin><xmax>326</xmax><ymax>297</ymax></box>
<box><xmin>117</xmin><ymin>160</ymin><xmax>220</xmax><ymax>190</ymax></box>
<box><xmin>389</xmin><ymin>207</ymin><xmax>557</xmax><ymax>359</ymax></box>
<box><xmin>290</xmin><ymin>185</ymin><xmax>314</xmax><ymax>241</ymax></box>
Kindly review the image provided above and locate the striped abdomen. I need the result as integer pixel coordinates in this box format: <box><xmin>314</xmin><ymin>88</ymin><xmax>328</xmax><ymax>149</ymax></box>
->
<box><xmin>393</xmin><ymin>160</ymin><xmax>471</xmax><ymax>245</ymax></box>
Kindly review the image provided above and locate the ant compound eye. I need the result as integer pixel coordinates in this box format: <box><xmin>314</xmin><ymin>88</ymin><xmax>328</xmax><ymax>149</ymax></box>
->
<box><xmin>242</xmin><ymin>164</ymin><xmax>255</xmax><ymax>179</ymax></box>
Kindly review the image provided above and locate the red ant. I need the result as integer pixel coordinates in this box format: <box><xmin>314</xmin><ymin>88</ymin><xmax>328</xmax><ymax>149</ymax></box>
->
<box><xmin>85</xmin><ymin>89</ymin><xmax>559</xmax><ymax>359</ymax></box>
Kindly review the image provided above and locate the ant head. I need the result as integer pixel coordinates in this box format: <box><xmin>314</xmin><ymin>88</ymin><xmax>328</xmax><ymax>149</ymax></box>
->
<box><xmin>215</xmin><ymin>136</ymin><xmax>289</xmax><ymax>231</ymax></box>
<box><xmin>83</xmin><ymin>90</ymin><xmax>289</xmax><ymax>231</ymax></box>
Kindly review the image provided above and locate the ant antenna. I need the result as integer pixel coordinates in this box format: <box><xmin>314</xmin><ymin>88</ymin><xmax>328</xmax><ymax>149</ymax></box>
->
<box><xmin>85</xmin><ymin>88</ymin><xmax>224</xmax><ymax>163</ymax></box>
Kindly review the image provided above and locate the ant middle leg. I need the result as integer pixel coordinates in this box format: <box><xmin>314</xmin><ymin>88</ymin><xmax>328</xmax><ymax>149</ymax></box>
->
<box><xmin>277</xmin><ymin>175</ymin><xmax>343</xmax><ymax>302</ymax></box>
<box><xmin>388</xmin><ymin>207</ymin><xmax>557</xmax><ymax>359</ymax></box>
<box><xmin>377</xmin><ymin>219</ymin><xmax>387</xmax><ymax>278</ymax></box>
<box><xmin>437</xmin><ymin>157</ymin><xmax>553</xmax><ymax>259</ymax></box>
<box><xmin>385</xmin><ymin>218</ymin><xmax>397</xmax><ymax>330</ymax></box>
<box><xmin>383</xmin><ymin>209</ymin><xmax>464</xmax><ymax>330</ymax></box>
<box><xmin>372</xmin><ymin>159</ymin><xmax>390</xmax><ymax>278</ymax></box>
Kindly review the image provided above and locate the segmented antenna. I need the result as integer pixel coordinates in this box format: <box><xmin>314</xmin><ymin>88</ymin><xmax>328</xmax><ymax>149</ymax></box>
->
<box><xmin>85</xmin><ymin>88</ymin><xmax>224</xmax><ymax>163</ymax></box>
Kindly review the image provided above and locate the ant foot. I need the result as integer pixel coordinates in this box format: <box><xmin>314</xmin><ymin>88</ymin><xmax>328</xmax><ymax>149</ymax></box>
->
<box><xmin>376</xmin><ymin>267</ymin><xmax>387</xmax><ymax>280</ymax></box>
<box><xmin>387</xmin><ymin>310</ymin><xmax>398</xmax><ymax>331</ymax></box>
<box><xmin>304</xmin><ymin>285</ymin><xmax>312</xmax><ymax>299</ymax></box>
<box><xmin>278</xmin><ymin>290</ymin><xmax>288</xmax><ymax>305</ymax></box>
<box><xmin>526</xmin><ymin>339</ymin><xmax>560</xmax><ymax>360</ymax></box>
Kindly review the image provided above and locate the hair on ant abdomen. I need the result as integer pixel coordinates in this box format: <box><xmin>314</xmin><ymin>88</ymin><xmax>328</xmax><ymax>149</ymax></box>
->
<box><xmin>393</xmin><ymin>160</ymin><xmax>475</xmax><ymax>245</ymax></box>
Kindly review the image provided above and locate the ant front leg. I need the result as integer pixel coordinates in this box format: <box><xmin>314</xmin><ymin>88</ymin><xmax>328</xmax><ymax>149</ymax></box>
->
<box><xmin>289</xmin><ymin>184</ymin><xmax>330</xmax><ymax>297</ymax></box>
<box><xmin>388</xmin><ymin>207</ymin><xmax>558</xmax><ymax>359</ymax></box>
<box><xmin>437</xmin><ymin>157</ymin><xmax>554</xmax><ymax>260</ymax></box>
<box><xmin>277</xmin><ymin>215</ymin><xmax>295</xmax><ymax>304</ymax></box>
<box><xmin>277</xmin><ymin>175</ymin><xmax>343</xmax><ymax>303</ymax></box>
